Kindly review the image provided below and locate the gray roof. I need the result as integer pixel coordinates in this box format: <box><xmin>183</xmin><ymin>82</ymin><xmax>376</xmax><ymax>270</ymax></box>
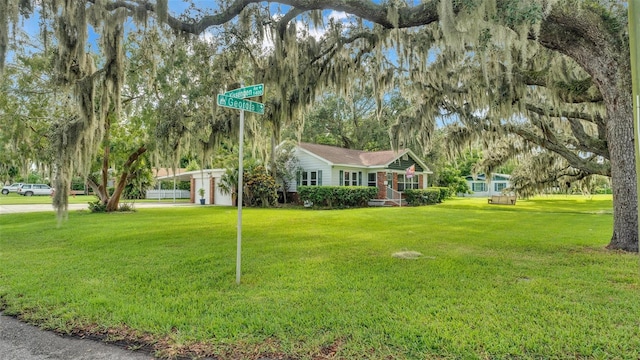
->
<box><xmin>298</xmin><ymin>142</ymin><xmax>410</xmax><ymax>167</ymax></box>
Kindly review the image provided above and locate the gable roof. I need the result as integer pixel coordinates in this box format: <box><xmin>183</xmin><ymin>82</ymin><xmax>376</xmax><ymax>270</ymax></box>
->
<box><xmin>298</xmin><ymin>142</ymin><xmax>432</xmax><ymax>172</ymax></box>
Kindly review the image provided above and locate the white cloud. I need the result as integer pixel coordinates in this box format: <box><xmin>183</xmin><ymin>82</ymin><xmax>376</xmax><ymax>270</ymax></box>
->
<box><xmin>305</xmin><ymin>23</ymin><xmax>326</xmax><ymax>40</ymax></box>
<box><xmin>327</xmin><ymin>11</ymin><xmax>348</xmax><ymax>22</ymax></box>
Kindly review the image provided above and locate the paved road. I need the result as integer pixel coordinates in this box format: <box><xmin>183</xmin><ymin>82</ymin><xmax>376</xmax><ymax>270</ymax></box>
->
<box><xmin>0</xmin><ymin>202</ymin><xmax>195</xmax><ymax>214</ymax></box>
<box><xmin>0</xmin><ymin>315</ymin><xmax>155</xmax><ymax>360</ymax></box>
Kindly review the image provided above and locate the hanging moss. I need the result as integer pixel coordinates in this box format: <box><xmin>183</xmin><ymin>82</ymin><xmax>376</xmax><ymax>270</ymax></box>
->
<box><xmin>156</xmin><ymin>0</ymin><xmax>168</xmax><ymax>23</ymax></box>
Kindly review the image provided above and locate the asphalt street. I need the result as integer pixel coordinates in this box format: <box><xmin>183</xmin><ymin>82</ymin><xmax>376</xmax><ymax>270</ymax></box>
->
<box><xmin>0</xmin><ymin>314</ymin><xmax>155</xmax><ymax>360</ymax></box>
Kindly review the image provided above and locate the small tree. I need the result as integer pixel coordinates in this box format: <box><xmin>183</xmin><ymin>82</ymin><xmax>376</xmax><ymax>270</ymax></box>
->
<box><xmin>218</xmin><ymin>168</ymin><xmax>238</xmax><ymax>206</ymax></box>
<box><xmin>273</xmin><ymin>141</ymin><xmax>299</xmax><ymax>203</ymax></box>
<box><xmin>436</xmin><ymin>166</ymin><xmax>470</xmax><ymax>195</ymax></box>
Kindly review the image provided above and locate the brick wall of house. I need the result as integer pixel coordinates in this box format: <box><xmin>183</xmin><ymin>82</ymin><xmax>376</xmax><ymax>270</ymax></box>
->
<box><xmin>393</xmin><ymin>172</ymin><xmax>398</xmax><ymax>191</ymax></box>
<box><xmin>419</xmin><ymin>174</ymin><xmax>424</xmax><ymax>189</ymax></box>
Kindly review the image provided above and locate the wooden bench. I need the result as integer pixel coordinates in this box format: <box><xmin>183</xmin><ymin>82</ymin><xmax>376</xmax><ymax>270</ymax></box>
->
<box><xmin>488</xmin><ymin>195</ymin><xmax>516</xmax><ymax>205</ymax></box>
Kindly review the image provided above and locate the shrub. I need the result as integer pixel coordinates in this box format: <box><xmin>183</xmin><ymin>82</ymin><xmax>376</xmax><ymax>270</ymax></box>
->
<box><xmin>88</xmin><ymin>200</ymin><xmax>107</xmax><ymax>213</ymax></box>
<box><xmin>118</xmin><ymin>202</ymin><xmax>136</xmax><ymax>212</ymax></box>
<box><xmin>404</xmin><ymin>188</ymin><xmax>443</xmax><ymax>206</ymax></box>
<box><xmin>88</xmin><ymin>199</ymin><xmax>136</xmax><ymax>212</ymax></box>
<box><xmin>244</xmin><ymin>166</ymin><xmax>278</xmax><ymax>207</ymax></box>
<box><xmin>432</xmin><ymin>186</ymin><xmax>453</xmax><ymax>200</ymax></box>
<box><xmin>298</xmin><ymin>186</ymin><xmax>378</xmax><ymax>208</ymax></box>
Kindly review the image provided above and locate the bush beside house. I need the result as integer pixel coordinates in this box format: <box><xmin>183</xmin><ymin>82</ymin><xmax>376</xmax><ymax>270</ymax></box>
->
<box><xmin>404</xmin><ymin>187</ymin><xmax>451</xmax><ymax>206</ymax></box>
<box><xmin>298</xmin><ymin>186</ymin><xmax>378</xmax><ymax>208</ymax></box>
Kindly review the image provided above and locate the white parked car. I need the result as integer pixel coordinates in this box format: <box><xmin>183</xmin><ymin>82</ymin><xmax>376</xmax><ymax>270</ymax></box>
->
<box><xmin>17</xmin><ymin>184</ymin><xmax>54</xmax><ymax>196</ymax></box>
<box><xmin>1</xmin><ymin>182</ymin><xmax>23</xmax><ymax>195</ymax></box>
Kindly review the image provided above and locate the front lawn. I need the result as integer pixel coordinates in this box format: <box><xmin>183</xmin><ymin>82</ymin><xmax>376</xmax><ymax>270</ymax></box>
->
<box><xmin>0</xmin><ymin>192</ymin><xmax>190</xmax><ymax>205</ymax></box>
<box><xmin>0</xmin><ymin>195</ymin><xmax>637</xmax><ymax>359</ymax></box>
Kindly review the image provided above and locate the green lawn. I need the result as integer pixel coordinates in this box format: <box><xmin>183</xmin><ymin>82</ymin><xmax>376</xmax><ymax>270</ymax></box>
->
<box><xmin>0</xmin><ymin>195</ymin><xmax>638</xmax><ymax>359</ymax></box>
<box><xmin>0</xmin><ymin>193</ymin><xmax>190</xmax><ymax>205</ymax></box>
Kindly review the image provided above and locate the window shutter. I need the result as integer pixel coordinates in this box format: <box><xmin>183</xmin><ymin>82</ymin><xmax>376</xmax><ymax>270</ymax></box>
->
<box><xmin>339</xmin><ymin>170</ymin><xmax>343</xmax><ymax>186</ymax></box>
<box><xmin>358</xmin><ymin>172</ymin><xmax>362</xmax><ymax>186</ymax></box>
<box><xmin>318</xmin><ymin>170</ymin><xmax>323</xmax><ymax>186</ymax></box>
<box><xmin>296</xmin><ymin>170</ymin><xmax>301</xmax><ymax>186</ymax></box>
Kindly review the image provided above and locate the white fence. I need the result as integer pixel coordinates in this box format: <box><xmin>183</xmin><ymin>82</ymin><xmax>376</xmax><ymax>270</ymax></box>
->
<box><xmin>146</xmin><ymin>190</ymin><xmax>191</xmax><ymax>199</ymax></box>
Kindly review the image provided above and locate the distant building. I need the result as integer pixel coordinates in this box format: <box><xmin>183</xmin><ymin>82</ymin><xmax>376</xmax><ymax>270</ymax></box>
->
<box><xmin>464</xmin><ymin>173</ymin><xmax>512</xmax><ymax>197</ymax></box>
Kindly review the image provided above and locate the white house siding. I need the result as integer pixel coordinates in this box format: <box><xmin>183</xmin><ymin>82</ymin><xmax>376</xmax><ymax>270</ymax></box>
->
<box><xmin>332</xmin><ymin>167</ymin><xmax>368</xmax><ymax>187</ymax></box>
<box><xmin>291</xmin><ymin>148</ymin><xmax>332</xmax><ymax>192</ymax></box>
<box><xmin>193</xmin><ymin>170</ymin><xmax>232</xmax><ymax>205</ymax></box>
<box><xmin>193</xmin><ymin>176</ymin><xmax>211</xmax><ymax>204</ymax></box>
<box><xmin>215</xmin><ymin>182</ymin><xmax>233</xmax><ymax>205</ymax></box>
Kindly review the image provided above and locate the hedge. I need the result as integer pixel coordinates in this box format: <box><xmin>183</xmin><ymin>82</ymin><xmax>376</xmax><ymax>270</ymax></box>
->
<box><xmin>298</xmin><ymin>186</ymin><xmax>378</xmax><ymax>208</ymax></box>
<box><xmin>433</xmin><ymin>186</ymin><xmax>455</xmax><ymax>199</ymax></box>
<box><xmin>404</xmin><ymin>188</ymin><xmax>443</xmax><ymax>206</ymax></box>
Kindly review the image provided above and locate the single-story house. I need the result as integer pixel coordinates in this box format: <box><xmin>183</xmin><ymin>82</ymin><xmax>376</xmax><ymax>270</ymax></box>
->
<box><xmin>464</xmin><ymin>173</ymin><xmax>512</xmax><ymax>197</ymax></box>
<box><xmin>287</xmin><ymin>142</ymin><xmax>432</xmax><ymax>204</ymax></box>
<box><xmin>153</xmin><ymin>169</ymin><xmax>233</xmax><ymax>205</ymax></box>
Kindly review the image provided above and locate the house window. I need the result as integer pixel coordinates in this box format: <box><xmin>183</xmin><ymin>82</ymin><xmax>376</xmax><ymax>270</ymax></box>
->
<box><xmin>367</xmin><ymin>173</ymin><xmax>377</xmax><ymax>187</ymax></box>
<box><xmin>299</xmin><ymin>170</ymin><xmax>322</xmax><ymax>186</ymax></box>
<box><xmin>343</xmin><ymin>171</ymin><xmax>359</xmax><ymax>186</ymax></box>
<box><xmin>494</xmin><ymin>182</ymin><xmax>506</xmax><ymax>192</ymax></box>
<box><xmin>397</xmin><ymin>174</ymin><xmax>419</xmax><ymax>191</ymax></box>
<box><xmin>472</xmin><ymin>182</ymin><xmax>486</xmax><ymax>192</ymax></box>
<box><xmin>339</xmin><ymin>171</ymin><xmax>362</xmax><ymax>186</ymax></box>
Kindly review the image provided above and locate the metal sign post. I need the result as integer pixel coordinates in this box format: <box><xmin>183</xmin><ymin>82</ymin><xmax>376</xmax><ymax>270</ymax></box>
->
<box><xmin>217</xmin><ymin>84</ymin><xmax>265</xmax><ymax>285</ymax></box>
<box><xmin>236</xmin><ymin>108</ymin><xmax>244</xmax><ymax>285</ymax></box>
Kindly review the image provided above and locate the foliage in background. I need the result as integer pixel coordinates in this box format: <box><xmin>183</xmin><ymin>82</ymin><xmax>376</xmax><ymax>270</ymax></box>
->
<box><xmin>0</xmin><ymin>49</ymin><xmax>58</xmax><ymax>183</ymax></box>
<box><xmin>434</xmin><ymin>166</ymin><xmax>470</xmax><ymax>195</ymax></box>
<box><xmin>122</xmin><ymin>155</ymin><xmax>154</xmax><ymax>200</ymax></box>
<box><xmin>158</xmin><ymin>181</ymin><xmax>191</xmax><ymax>191</ymax></box>
<box><xmin>290</xmin><ymin>86</ymin><xmax>390</xmax><ymax>151</ymax></box>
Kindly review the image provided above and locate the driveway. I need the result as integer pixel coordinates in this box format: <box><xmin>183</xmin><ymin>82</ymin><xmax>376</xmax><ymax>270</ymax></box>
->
<box><xmin>0</xmin><ymin>314</ymin><xmax>154</xmax><ymax>360</ymax></box>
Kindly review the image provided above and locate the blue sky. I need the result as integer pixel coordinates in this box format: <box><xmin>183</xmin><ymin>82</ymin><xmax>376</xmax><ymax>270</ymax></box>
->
<box><xmin>13</xmin><ymin>1</ymin><xmax>357</xmax><ymax>56</ymax></box>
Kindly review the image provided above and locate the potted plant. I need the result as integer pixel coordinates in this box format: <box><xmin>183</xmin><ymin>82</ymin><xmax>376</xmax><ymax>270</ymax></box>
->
<box><xmin>198</xmin><ymin>188</ymin><xmax>205</xmax><ymax>205</ymax></box>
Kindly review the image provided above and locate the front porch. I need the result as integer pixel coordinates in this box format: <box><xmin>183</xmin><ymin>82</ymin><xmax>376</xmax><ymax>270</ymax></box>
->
<box><xmin>368</xmin><ymin>171</ymin><xmax>420</xmax><ymax>206</ymax></box>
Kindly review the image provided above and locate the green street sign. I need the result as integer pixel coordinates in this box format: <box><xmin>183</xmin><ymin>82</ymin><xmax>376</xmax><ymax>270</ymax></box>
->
<box><xmin>224</xmin><ymin>84</ymin><xmax>264</xmax><ymax>99</ymax></box>
<box><xmin>217</xmin><ymin>94</ymin><xmax>265</xmax><ymax>114</ymax></box>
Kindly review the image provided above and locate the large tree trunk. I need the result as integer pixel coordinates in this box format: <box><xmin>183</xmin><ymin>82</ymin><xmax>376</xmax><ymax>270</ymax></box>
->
<box><xmin>539</xmin><ymin>6</ymin><xmax>638</xmax><ymax>252</ymax></box>
<box><xmin>105</xmin><ymin>145</ymin><xmax>146</xmax><ymax>212</ymax></box>
<box><xmin>606</xmin><ymin>98</ymin><xmax>639</xmax><ymax>252</ymax></box>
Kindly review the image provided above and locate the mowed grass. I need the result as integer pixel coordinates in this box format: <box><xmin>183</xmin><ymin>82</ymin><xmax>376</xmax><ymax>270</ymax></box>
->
<box><xmin>0</xmin><ymin>195</ymin><xmax>638</xmax><ymax>359</ymax></box>
<box><xmin>0</xmin><ymin>192</ymin><xmax>190</xmax><ymax>205</ymax></box>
